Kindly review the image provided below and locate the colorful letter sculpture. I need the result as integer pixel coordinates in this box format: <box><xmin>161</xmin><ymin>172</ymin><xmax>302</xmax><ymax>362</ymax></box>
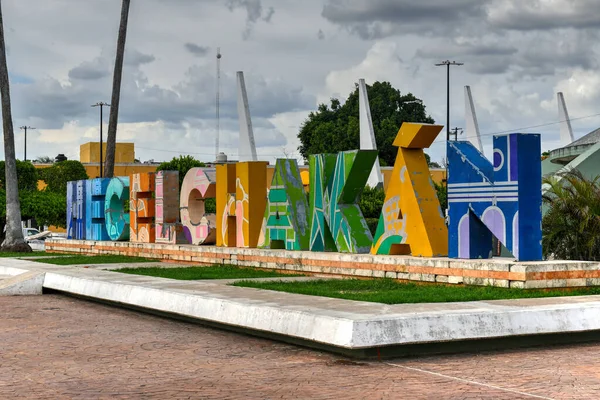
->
<box><xmin>216</xmin><ymin>164</ymin><xmax>237</xmax><ymax>247</ymax></box>
<box><xmin>74</xmin><ymin>180</ymin><xmax>87</xmax><ymax>240</ymax></box>
<box><xmin>66</xmin><ymin>181</ymin><xmax>76</xmax><ymax>239</ymax></box>
<box><xmin>447</xmin><ymin>133</ymin><xmax>542</xmax><ymax>261</ymax></box>
<box><xmin>258</xmin><ymin>159</ymin><xmax>310</xmax><ymax>250</ymax></box>
<box><xmin>371</xmin><ymin>123</ymin><xmax>448</xmax><ymax>257</ymax></box>
<box><xmin>309</xmin><ymin>150</ymin><xmax>377</xmax><ymax>253</ymax></box>
<box><xmin>155</xmin><ymin>171</ymin><xmax>186</xmax><ymax>244</ymax></box>
<box><xmin>180</xmin><ymin>168</ymin><xmax>217</xmax><ymax>245</ymax></box>
<box><xmin>87</xmin><ymin>178</ymin><xmax>111</xmax><ymax>241</ymax></box>
<box><xmin>309</xmin><ymin>154</ymin><xmax>338</xmax><ymax>252</ymax></box>
<box><xmin>216</xmin><ymin>162</ymin><xmax>267</xmax><ymax>248</ymax></box>
<box><xmin>130</xmin><ymin>173</ymin><xmax>156</xmax><ymax>243</ymax></box>
<box><xmin>104</xmin><ymin>177</ymin><xmax>130</xmax><ymax>241</ymax></box>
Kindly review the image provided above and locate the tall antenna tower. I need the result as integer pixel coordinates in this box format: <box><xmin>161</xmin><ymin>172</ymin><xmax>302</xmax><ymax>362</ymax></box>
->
<box><xmin>215</xmin><ymin>47</ymin><xmax>222</xmax><ymax>159</ymax></box>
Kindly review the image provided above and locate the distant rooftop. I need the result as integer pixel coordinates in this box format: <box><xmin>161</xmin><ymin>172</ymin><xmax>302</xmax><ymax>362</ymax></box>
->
<box><xmin>568</xmin><ymin>127</ymin><xmax>600</xmax><ymax>147</ymax></box>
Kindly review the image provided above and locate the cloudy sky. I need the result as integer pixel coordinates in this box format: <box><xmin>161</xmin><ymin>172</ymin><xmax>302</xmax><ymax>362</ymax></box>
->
<box><xmin>3</xmin><ymin>0</ymin><xmax>600</xmax><ymax>165</ymax></box>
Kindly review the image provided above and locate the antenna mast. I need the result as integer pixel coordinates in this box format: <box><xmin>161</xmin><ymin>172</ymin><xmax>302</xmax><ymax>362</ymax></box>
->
<box><xmin>215</xmin><ymin>47</ymin><xmax>222</xmax><ymax>159</ymax></box>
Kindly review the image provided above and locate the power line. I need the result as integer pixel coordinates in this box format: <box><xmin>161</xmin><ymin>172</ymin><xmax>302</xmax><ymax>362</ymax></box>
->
<box><xmin>426</xmin><ymin>111</ymin><xmax>600</xmax><ymax>146</ymax></box>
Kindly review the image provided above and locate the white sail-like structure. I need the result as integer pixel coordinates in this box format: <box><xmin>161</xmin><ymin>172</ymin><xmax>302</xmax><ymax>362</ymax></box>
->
<box><xmin>237</xmin><ymin>71</ymin><xmax>258</xmax><ymax>161</ymax></box>
<box><xmin>464</xmin><ymin>85</ymin><xmax>484</xmax><ymax>154</ymax></box>
<box><xmin>557</xmin><ymin>92</ymin><xmax>575</xmax><ymax>146</ymax></box>
<box><xmin>358</xmin><ymin>79</ymin><xmax>383</xmax><ymax>188</ymax></box>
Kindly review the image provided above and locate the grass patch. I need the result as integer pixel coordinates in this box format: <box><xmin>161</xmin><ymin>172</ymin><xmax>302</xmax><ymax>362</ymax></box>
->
<box><xmin>36</xmin><ymin>254</ymin><xmax>152</xmax><ymax>265</ymax></box>
<box><xmin>116</xmin><ymin>265</ymin><xmax>304</xmax><ymax>280</ymax></box>
<box><xmin>0</xmin><ymin>251</ymin><xmax>68</xmax><ymax>258</ymax></box>
<box><xmin>0</xmin><ymin>251</ymin><xmax>51</xmax><ymax>258</ymax></box>
<box><xmin>232</xmin><ymin>278</ymin><xmax>600</xmax><ymax>304</ymax></box>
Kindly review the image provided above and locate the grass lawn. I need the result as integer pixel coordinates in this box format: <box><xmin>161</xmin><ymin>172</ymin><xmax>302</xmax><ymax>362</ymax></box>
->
<box><xmin>35</xmin><ymin>254</ymin><xmax>152</xmax><ymax>265</ymax></box>
<box><xmin>116</xmin><ymin>265</ymin><xmax>305</xmax><ymax>280</ymax></box>
<box><xmin>0</xmin><ymin>251</ymin><xmax>67</xmax><ymax>258</ymax></box>
<box><xmin>232</xmin><ymin>278</ymin><xmax>600</xmax><ymax>304</ymax></box>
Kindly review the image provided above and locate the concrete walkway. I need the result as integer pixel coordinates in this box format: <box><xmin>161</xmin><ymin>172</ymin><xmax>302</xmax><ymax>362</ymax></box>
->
<box><xmin>2</xmin><ymin>257</ymin><xmax>600</xmax><ymax>357</ymax></box>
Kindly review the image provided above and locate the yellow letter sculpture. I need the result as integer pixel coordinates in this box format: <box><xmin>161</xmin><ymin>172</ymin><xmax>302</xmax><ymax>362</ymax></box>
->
<box><xmin>216</xmin><ymin>162</ymin><xmax>268</xmax><ymax>248</ymax></box>
<box><xmin>371</xmin><ymin>123</ymin><xmax>448</xmax><ymax>256</ymax></box>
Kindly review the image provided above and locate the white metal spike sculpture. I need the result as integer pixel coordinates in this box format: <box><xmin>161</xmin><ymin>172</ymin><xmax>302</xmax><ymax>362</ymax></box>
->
<box><xmin>237</xmin><ymin>71</ymin><xmax>258</xmax><ymax>161</ymax></box>
<box><xmin>557</xmin><ymin>92</ymin><xmax>575</xmax><ymax>145</ymax></box>
<box><xmin>464</xmin><ymin>86</ymin><xmax>484</xmax><ymax>153</ymax></box>
<box><xmin>358</xmin><ymin>79</ymin><xmax>383</xmax><ymax>188</ymax></box>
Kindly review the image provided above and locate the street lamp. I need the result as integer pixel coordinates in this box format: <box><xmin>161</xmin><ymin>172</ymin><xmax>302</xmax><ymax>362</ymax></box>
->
<box><xmin>91</xmin><ymin>102</ymin><xmax>110</xmax><ymax>177</ymax></box>
<box><xmin>435</xmin><ymin>61</ymin><xmax>463</xmax><ymax>222</ymax></box>
<box><xmin>19</xmin><ymin>126</ymin><xmax>35</xmax><ymax>161</ymax></box>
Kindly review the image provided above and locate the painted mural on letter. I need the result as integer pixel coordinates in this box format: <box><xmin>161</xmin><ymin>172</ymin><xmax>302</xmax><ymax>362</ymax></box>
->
<box><xmin>179</xmin><ymin>168</ymin><xmax>217</xmax><ymax>245</ymax></box>
<box><xmin>258</xmin><ymin>158</ymin><xmax>310</xmax><ymax>250</ymax></box>
<box><xmin>371</xmin><ymin>123</ymin><xmax>448</xmax><ymax>257</ymax></box>
<box><xmin>447</xmin><ymin>133</ymin><xmax>542</xmax><ymax>261</ymax></box>
<box><xmin>130</xmin><ymin>173</ymin><xmax>156</xmax><ymax>243</ymax></box>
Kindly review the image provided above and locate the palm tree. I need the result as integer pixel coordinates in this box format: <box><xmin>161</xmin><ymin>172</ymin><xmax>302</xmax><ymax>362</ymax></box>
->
<box><xmin>104</xmin><ymin>0</ymin><xmax>131</xmax><ymax>178</ymax></box>
<box><xmin>0</xmin><ymin>1</ymin><xmax>30</xmax><ymax>252</ymax></box>
<box><xmin>543</xmin><ymin>170</ymin><xmax>600</xmax><ymax>261</ymax></box>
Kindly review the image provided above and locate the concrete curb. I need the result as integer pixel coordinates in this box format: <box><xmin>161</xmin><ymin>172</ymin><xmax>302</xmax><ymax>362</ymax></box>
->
<box><xmin>0</xmin><ymin>271</ymin><xmax>45</xmax><ymax>295</ymax></box>
<box><xmin>3</xmin><ymin>258</ymin><xmax>600</xmax><ymax>356</ymax></box>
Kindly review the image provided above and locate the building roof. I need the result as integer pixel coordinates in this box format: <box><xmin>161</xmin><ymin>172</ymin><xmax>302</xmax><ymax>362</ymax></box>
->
<box><xmin>568</xmin><ymin>127</ymin><xmax>600</xmax><ymax>147</ymax></box>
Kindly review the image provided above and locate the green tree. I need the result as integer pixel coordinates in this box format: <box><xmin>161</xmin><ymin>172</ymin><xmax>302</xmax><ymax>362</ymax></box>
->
<box><xmin>35</xmin><ymin>155</ymin><xmax>54</xmax><ymax>163</ymax></box>
<box><xmin>0</xmin><ymin>1</ymin><xmax>29</xmax><ymax>252</ymax></box>
<box><xmin>425</xmin><ymin>153</ymin><xmax>442</xmax><ymax>168</ymax></box>
<box><xmin>19</xmin><ymin>190</ymin><xmax>66</xmax><ymax>228</ymax></box>
<box><xmin>542</xmin><ymin>170</ymin><xmax>600</xmax><ymax>261</ymax></box>
<box><xmin>105</xmin><ymin>0</ymin><xmax>131</xmax><ymax>178</ymax></box>
<box><xmin>434</xmin><ymin>181</ymin><xmax>447</xmax><ymax>212</ymax></box>
<box><xmin>156</xmin><ymin>155</ymin><xmax>215</xmax><ymax>213</ymax></box>
<box><xmin>0</xmin><ymin>160</ymin><xmax>38</xmax><ymax>191</ymax></box>
<box><xmin>298</xmin><ymin>81</ymin><xmax>434</xmax><ymax>166</ymax></box>
<box><xmin>39</xmin><ymin>160</ymin><xmax>88</xmax><ymax>195</ymax></box>
<box><xmin>156</xmin><ymin>155</ymin><xmax>207</xmax><ymax>187</ymax></box>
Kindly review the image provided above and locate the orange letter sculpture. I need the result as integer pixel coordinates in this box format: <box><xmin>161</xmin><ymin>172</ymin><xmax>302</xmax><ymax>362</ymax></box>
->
<box><xmin>130</xmin><ymin>172</ymin><xmax>156</xmax><ymax>243</ymax></box>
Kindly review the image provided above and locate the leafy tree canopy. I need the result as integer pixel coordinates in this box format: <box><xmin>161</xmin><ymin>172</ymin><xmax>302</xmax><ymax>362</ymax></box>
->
<box><xmin>542</xmin><ymin>170</ymin><xmax>600</xmax><ymax>261</ymax></box>
<box><xmin>157</xmin><ymin>155</ymin><xmax>206</xmax><ymax>187</ymax></box>
<box><xmin>298</xmin><ymin>81</ymin><xmax>435</xmax><ymax>167</ymax></box>
<box><xmin>35</xmin><ymin>156</ymin><xmax>54</xmax><ymax>163</ymax></box>
<box><xmin>156</xmin><ymin>155</ymin><xmax>215</xmax><ymax>213</ymax></box>
<box><xmin>39</xmin><ymin>160</ymin><xmax>89</xmax><ymax>195</ymax></box>
<box><xmin>0</xmin><ymin>160</ymin><xmax>38</xmax><ymax>191</ymax></box>
<box><xmin>0</xmin><ymin>189</ymin><xmax>66</xmax><ymax>228</ymax></box>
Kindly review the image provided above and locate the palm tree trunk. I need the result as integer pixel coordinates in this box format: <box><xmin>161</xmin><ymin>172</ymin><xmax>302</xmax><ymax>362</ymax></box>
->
<box><xmin>104</xmin><ymin>0</ymin><xmax>131</xmax><ymax>178</ymax></box>
<box><xmin>0</xmin><ymin>1</ymin><xmax>30</xmax><ymax>252</ymax></box>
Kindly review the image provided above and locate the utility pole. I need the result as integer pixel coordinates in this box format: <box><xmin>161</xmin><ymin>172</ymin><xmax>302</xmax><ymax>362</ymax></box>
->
<box><xmin>450</xmin><ymin>127</ymin><xmax>463</xmax><ymax>141</ymax></box>
<box><xmin>91</xmin><ymin>102</ymin><xmax>110</xmax><ymax>177</ymax></box>
<box><xmin>19</xmin><ymin>126</ymin><xmax>35</xmax><ymax>161</ymax></box>
<box><xmin>435</xmin><ymin>60</ymin><xmax>463</xmax><ymax>224</ymax></box>
<box><xmin>435</xmin><ymin>60</ymin><xmax>464</xmax><ymax>141</ymax></box>
<box><xmin>215</xmin><ymin>47</ymin><xmax>221</xmax><ymax>159</ymax></box>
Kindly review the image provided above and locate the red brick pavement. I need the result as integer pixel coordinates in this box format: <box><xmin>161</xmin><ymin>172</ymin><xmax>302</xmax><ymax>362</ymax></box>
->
<box><xmin>1</xmin><ymin>295</ymin><xmax>599</xmax><ymax>399</ymax></box>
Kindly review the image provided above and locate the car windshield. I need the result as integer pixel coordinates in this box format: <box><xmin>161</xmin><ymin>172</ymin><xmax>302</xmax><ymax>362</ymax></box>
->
<box><xmin>27</xmin><ymin>229</ymin><xmax>40</xmax><ymax>236</ymax></box>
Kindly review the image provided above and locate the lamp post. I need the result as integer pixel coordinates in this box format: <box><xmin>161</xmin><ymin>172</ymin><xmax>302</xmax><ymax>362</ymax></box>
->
<box><xmin>91</xmin><ymin>102</ymin><xmax>110</xmax><ymax>177</ymax></box>
<box><xmin>19</xmin><ymin>126</ymin><xmax>35</xmax><ymax>161</ymax></box>
<box><xmin>435</xmin><ymin>60</ymin><xmax>463</xmax><ymax>222</ymax></box>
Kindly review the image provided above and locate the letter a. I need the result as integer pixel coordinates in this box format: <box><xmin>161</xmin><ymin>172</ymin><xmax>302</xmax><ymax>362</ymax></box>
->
<box><xmin>371</xmin><ymin>123</ymin><xmax>448</xmax><ymax>256</ymax></box>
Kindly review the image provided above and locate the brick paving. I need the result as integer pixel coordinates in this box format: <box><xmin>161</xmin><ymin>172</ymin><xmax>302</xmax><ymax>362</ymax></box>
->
<box><xmin>1</xmin><ymin>295</ymin><xmax>599</xmax><ymax>399</ymax></box>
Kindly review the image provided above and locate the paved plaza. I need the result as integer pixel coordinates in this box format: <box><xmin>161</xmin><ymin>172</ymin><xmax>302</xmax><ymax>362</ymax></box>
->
<box><xmin>1</xmin><ymin>295</ymin><xmax>599</xmax><ymax>399</ymax></box>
